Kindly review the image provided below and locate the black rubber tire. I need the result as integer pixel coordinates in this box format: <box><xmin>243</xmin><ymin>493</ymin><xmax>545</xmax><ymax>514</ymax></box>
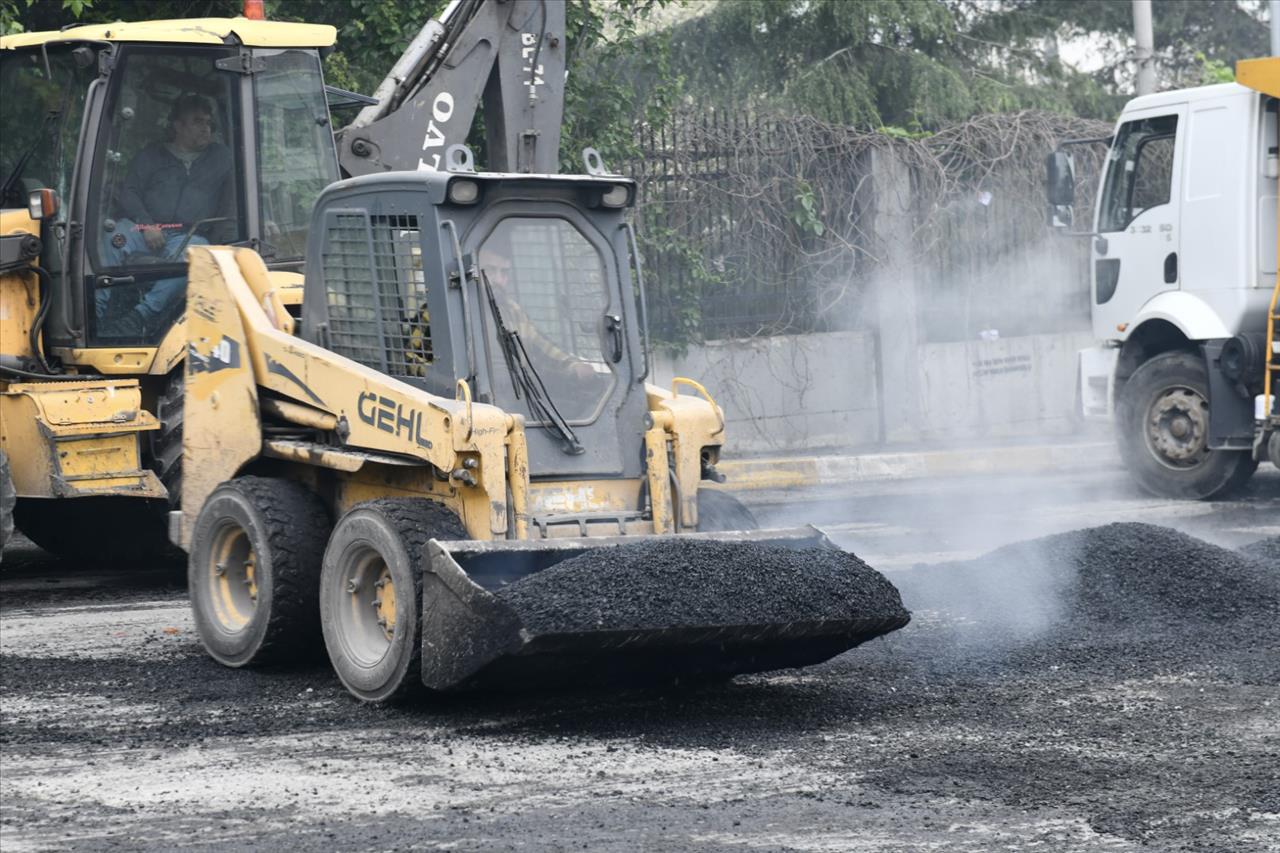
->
<box><xmin>320</xmin><ymin>499</ymin><xmax>466</xmax><ymax>704</ymax></box>
<box><xmin>696</xmin><ymin>489</ymin><xmax>759</xmax><ymax>532</ymax></box>
<box><xmin>188</xmin><ymin>476</ymin><xmax>330</xmax><ymax>668</ymax></box>
<box><xmin>147</xmin><ymin>367</ymin><xmax>184</xmax><ymax>509</ymax></box>
<box><xmin>14</xmin><ymin>497</ymin><xmax>171</xmax><ymax>563</ymax></box>
<box><xmin>0</xmin><ymin>450</ymin><xmax>15</xmax><ymax>565</ymax></box>
<box><xmin>1115</xmin><ymin>351</ymin><xmax>1257</xmax><ymax>500</ymax></box>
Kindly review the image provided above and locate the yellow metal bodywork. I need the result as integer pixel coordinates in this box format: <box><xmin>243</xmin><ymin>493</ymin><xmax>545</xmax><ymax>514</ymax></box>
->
<box><xmin>647</xmin><ymin>383</ymin><xmax>726</xmax><ymax>530</ymax></box>
<box><xmin>1</xmin><ymin>18</ymin><xmax>336</xmax><ymax>50</ymax></box>
<box><xmin>1238</xmin><ymin>57</ymin><xmax>1280</xmax><ymax>98</ymax></box>
<box><xmin>0</xmin><ymin>209</ymin><xmax>42</xmax><ymax>365</ymax></box>
<box><xmin>181</xmin><ymin>245</ymin><xmax>523</xmax><ymax>546</ymax></box>
<box><xmin>0</xmin><ymin>378</ymin><xmax>165</xmax><ymax>498</ymax></box>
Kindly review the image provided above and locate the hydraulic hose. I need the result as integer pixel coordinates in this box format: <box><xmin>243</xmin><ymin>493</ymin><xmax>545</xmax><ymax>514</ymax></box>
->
<box><xmin>28</xmin><ymin>264</ymin><xmax>55</xmax><ymax>374</ymax></box>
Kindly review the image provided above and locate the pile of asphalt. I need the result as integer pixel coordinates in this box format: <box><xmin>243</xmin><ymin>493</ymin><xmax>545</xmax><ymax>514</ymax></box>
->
<box><xmin>494</xmin><ymin>538</ymin><xmax>909</xmax><ymax>634</ymax></box>
<box><xmin>893</xmin><ymin>522</ymin><xmax>1280</xmax><ymax>666</ymax></box>
<box><xmin>1240</xmin><ymin>534</ymin><xmax>1280</xmax><ymax>567</ymax></box>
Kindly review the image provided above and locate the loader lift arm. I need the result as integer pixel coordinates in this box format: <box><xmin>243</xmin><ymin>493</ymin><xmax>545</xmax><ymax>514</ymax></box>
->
<box><xmin>336</xmin><ymin>0</ymin><xmax>566</xmax><ymax>177</ymax></box>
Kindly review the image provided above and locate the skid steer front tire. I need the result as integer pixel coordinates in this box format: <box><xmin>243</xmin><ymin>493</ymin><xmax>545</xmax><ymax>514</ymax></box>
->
<box><xmin>1115</xmin><ymin>351</ymin><xmax>1257</xmax><ymax>500</ymax></box>
<box><xmin>320</xmin><ymin>499</ymin><xmax>466</xmax><ymax>704</ymax></box>
<box><xmin>189</xmin><ymin>477</ymin><xmax>329</xmax><ymax>668</ymax></box>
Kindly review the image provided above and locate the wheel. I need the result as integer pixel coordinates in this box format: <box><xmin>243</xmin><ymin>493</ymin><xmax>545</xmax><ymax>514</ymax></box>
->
<box><xmin>0</xmin><ymin>451</ymin><xmax>15</xmax><ymax>565</ymax></box>
<box><xmin>13</xmin><ymin>497</ymin><xmax>170</xmax><ymax>563</ymax></box>
<box><xmin>320</xmin><ymin>499</ymin><xmax>466</xmax><ymax>703</ymax></box>
<box><xmin>1115</xmin><ymin>351</ymin><xmax>1257</xmax><ymax>500</ymax></box>
<box><xmin>147</xmin><ymin>367</ymin><xmax>184</xmax><ymax>509</ymax></box>
<box><xmin>696</xmin><ymin>489</ymin><xmax>759</xmax><ymax>532</ymax></box>
<box><xmin>188</xmin><ymin>476</ymin><xmax>329</xmax><ymax>667</ymax></box>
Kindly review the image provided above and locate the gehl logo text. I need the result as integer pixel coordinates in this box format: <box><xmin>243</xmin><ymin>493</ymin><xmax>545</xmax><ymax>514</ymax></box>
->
<box><xmin>356</xmin><ymin>392</ymin><xmax>433</xmax><ymax>449</ymax></box>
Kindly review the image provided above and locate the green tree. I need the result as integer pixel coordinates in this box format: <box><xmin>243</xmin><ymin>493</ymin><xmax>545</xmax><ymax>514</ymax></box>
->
<box><xmin>0</xmin><ymin>0</ymin><xmax>678</xmax><ymax>168</ymax></box>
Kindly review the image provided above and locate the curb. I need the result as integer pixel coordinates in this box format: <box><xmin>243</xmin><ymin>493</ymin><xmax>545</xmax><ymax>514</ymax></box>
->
<box><xmin>715</xmin><ymin>442</ymin><xmax>1120</xmax><ymax>491</ymax></box>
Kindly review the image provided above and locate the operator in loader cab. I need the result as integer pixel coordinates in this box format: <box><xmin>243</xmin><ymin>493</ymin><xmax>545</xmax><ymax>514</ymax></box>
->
<box><xmin>97</xmin><ymin>93</ymin><xmax>235</xmax><ymax>337</ymax></box>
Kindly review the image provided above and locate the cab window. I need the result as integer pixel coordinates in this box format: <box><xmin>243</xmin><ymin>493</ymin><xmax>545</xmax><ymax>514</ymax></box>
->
<box><xmin>87</xmin><ymin>46</ymin><xmax>245</xmax><ymax>342</ymax></box>
<box><xmin>255</xmin><ymin>49</ymin><xmax>339</xmax><ymax>263</ymax></box>
<box><xmin>1099</xmin><ymin>114</ymin><xmax>1177</xmax><ymax>233</ymax></box>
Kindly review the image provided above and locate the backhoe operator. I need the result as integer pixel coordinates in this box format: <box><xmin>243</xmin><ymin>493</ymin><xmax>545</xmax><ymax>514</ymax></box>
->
<box><xmin>97</xmin><ymin>93</ymin><xmax>234</xmax><ymax>337</ymax></box>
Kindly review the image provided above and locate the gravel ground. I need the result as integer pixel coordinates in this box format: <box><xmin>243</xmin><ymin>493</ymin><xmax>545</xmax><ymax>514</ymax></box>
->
<box><xmin>2</xmin><ymin>519</ymin><xmax>1278</xmax><ymax>852</ymax></box>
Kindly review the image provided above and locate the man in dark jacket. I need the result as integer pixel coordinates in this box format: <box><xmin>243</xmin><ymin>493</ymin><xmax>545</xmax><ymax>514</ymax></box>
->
<box><xmin>97</xmin><ymin>93</ymin><xmax>235</xmax><ymax>336</ymax></box>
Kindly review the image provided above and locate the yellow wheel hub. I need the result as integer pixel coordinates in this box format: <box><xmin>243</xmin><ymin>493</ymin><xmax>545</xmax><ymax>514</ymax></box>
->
<box><xmin>373</xmin><ymin>566</ymin><xmax>396</xmax><ymax>640</ymax></box>
<box><xmin>209</xmin><ymin>526</ymin><xmax>258</xmax><ymax>632</ymax></box>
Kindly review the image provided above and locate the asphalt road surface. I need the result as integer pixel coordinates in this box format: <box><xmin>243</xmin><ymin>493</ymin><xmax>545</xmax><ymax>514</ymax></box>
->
<box><xmin>2</xmin><ymin>466</ymin><xmax>1277</xmax><ymax>852</ymax></box>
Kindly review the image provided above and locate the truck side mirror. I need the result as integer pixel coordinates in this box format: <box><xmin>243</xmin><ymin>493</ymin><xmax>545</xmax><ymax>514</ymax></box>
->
<box><xmin>1046</xmin><ymin>150</ymin><xmax>1075</xmax><ymax>207</ymax></box>
<box><xmin>1045</xmin><ymin>150</ymin><xmax>1076</xmax><ymax>230</ymax></box>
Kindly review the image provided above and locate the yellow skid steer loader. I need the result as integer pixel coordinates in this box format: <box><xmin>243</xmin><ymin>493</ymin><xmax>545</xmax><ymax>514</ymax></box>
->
<box><xmin>179</xmin><ymin>167</ymin><xmax>909</xmax><ymax>701</ymax></box>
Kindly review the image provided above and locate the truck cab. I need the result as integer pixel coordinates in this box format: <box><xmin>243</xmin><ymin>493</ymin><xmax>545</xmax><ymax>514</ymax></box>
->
<box><xmin>1055</xmin><ymin>64</ymin><xmax>1280</xmax><ymax>499</ymax></box>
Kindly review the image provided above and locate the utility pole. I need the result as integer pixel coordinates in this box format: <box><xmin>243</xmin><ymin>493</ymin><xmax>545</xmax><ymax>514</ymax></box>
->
<box><xmin>1132</xmin><ymin>0</ymin><xmax>1156</xmax><ymax>95</ymax></box>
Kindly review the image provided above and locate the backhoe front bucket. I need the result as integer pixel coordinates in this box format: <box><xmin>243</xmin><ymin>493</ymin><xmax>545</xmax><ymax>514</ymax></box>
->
<box><xmin>419</xmin><ymin>527</ymin><xmax>909</xmax><ymax>691</ymax></box>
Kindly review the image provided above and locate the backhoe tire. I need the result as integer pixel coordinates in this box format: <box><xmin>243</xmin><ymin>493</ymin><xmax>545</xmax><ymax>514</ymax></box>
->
<box><xmin>696</xmin><ymin>489</ymin><xmax>759</xmax><ymax>532</ymax></box>
<box><xmin>0</xmin><ymin>451</ymin><xmax>15</xmax><ymax>565</ymax></box>
<box><xmin>188</xmin><ymin>477</ymin><xmax>330</xmax><ymax>668</ymax></box>
<box><xmin>320</xmin><ymin>499</ymin><xmax>466</xmax><ymax>704</ymax></box>
<box><xmin>14</xmin><ymin>497</ymin><xmax>170</xmax><ymax>563</ymax></box>
<box><xmin>148</xmin><ymin>367</ymin><xmax>184</xmax><ymax>509</ymax></box>
<box><xmin>1115</xmin><ymin>351</ymin><xmax>1257</xmax><ymax>500</ymax></box>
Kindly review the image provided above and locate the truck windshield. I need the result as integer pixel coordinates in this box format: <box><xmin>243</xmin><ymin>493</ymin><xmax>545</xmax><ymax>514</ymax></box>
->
<box><xmin>477</xmin><ymin>217</ymin><xmax>617</xmax><ymax>425</ymax></box>
<box><xmin>0</xmin><ymin>47</ymin><xmax>93</xmax><ymax>212</ymax></box>
<box><xmin>255</xmin><ymin>48</ymin><xmax>339</xmax><ymax>262</ymax></box>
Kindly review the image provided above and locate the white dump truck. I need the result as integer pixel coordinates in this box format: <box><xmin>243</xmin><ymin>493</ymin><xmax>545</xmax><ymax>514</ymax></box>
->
<box><xmin>1049</xmin><ymin>57</ymin><xmax>1280</xmax><ymax>499</ymax></box>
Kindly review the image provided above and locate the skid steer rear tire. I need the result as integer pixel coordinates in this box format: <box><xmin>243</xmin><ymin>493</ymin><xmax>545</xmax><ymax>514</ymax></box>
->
<box><xmin>189</xmin><ymin>477</ymin><xmax>329</xmax><ymax>668</ymax></box>
<box><xmin>0</xmin><ymin>451</ymin><xmax>15</xmax><ymax>565</ymax></box>
<box><xmin>320</xmin><ymin>499</ymin><xmax>466</xmax><ymax>704</ymax></box>
<box><xmin>1115</xmin><ymin>351</ymin><xmax>1257</xmax><ymax>500</ymax></box>
<box><xmin>696</xmin><ymin>490</ymin><xmax>758</xmax><ymax>532</ymax></box>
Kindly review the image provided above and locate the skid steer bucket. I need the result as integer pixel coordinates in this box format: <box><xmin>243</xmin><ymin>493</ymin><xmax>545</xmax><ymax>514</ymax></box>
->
<box><xmin>419</xmin><ymin>527</ymin><xmax>910</xmax><ymax>691</ymax></box>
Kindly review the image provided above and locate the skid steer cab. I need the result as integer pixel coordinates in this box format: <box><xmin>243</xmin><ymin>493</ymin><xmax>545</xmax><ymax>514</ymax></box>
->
<box><xmin>177</xmin><ymin>163</ymin><xmax>907</xmax><ymax>703</ymax></box>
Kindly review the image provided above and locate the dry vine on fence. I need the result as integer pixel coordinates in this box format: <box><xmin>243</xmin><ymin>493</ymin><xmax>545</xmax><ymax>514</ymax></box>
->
<box><xmin>627</xmin><ymin>109</ymin><xmax>1112</xmax><ymax>346</ymax></box>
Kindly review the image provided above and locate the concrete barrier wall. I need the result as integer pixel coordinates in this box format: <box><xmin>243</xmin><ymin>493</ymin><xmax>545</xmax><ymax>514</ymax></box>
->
<box><xmin>916</xmin><ymin>332</ymin><xmax>1096</xmax><ymax>441</ymax></box>
<box><xmin>653</xmin><ymin>331</ymin><xmax>881</xmax><ymax>454</ymax></box>
<box><xmin>654</xmin><ymin>330</ymin><xmax>1094</xmax><ymax>455</ymax></box>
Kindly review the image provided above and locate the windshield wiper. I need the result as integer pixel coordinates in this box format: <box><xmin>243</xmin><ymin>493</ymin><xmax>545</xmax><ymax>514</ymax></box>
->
<box><xmin>481</xmin><ymin>270</ymin><xmax>584</xmax><ymax>456</ymax></box>
<box><xmin>0</xmin><ymin>110</ymin><xmax>60</xmax><ymax>205</ymax></box>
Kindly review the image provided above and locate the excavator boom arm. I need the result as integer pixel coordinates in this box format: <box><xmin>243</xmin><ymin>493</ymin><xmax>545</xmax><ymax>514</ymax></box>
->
<box><xmin>337</xmin><ymin>0</ymin><xmax>566</xmax><ymax>176</ymax></box>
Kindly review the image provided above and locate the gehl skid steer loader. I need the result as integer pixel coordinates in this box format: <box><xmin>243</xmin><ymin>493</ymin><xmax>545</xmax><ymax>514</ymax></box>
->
<box><xmin>1</xmin><ymin>2</ymin><xmax>908</xmax><ymax>700</ymax></box>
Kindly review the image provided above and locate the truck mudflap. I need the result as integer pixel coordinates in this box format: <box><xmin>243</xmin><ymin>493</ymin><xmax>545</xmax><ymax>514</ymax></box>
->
<box><xmin>420</xmin><ymin>527</ymin><xmax>910</xmax><ymax>691</ymax></box>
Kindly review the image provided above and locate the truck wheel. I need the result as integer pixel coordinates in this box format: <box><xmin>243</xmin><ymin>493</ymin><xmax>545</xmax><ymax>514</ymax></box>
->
<box><xmin>320</xmin><ymin>499</ymin><xmax>466</xmax><ymax>703</ymax></box>
<box><xmin>696</xmin><ymin>490</ymin><xmax>759</xmax><ymax>532</ymax></box>
<box><xmin>1115</xmin><ymin>351</ymin><xmax>1257</xmax><ymax>500</ymax></box>
<box><xmin>0</xmin><ymin>451</ymin><xmax>15</xmax><ymax>564</ymax></box>
<box><xmin>189</xmin><ymin>477</ymin><xmax>329</xmax><ymax>667</ymax></box>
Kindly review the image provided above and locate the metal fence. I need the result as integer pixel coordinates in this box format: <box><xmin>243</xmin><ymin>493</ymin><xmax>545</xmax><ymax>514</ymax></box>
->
<box><xmin>627</xmin><ymin>109</ymin><xmax>1111</xmax><ymax>345</ymax></box>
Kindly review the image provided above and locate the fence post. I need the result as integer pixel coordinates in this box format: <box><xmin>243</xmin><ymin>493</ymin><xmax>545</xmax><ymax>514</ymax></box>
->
<box><xmin>868</xmin><ymin>144</ymin><xmax>922</xmax><ymax>443</ymax></box>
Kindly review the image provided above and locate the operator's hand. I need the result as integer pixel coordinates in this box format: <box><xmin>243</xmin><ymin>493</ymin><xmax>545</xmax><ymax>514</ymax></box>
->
<box><xmin>570</xmin><ymin>361</ymin><xmax>596</xmax><ymax>382</ymax></box>
<box><xmin>142</xmin><ymin>226</ymin><xmax>166</xmax><ymax>253</ymax></box>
